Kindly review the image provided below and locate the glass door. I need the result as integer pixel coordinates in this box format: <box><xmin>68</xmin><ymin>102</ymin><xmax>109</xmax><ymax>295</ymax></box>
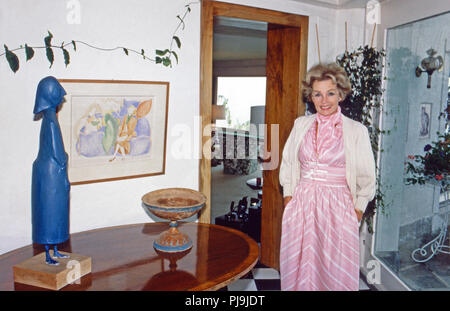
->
<box><xmin>373</xmin><ymin>12</ymin><xmax>450</xmax><ymax>290</ymax></box>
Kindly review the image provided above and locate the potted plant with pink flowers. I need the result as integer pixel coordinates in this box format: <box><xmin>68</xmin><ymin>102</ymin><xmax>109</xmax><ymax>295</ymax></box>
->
<box><xmin>406</xmin><ymin>131</ymin><xmax>449</xmax><ymax>191</ymax></box>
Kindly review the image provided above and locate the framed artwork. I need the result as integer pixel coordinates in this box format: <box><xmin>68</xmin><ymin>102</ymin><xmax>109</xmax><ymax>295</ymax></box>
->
<box><xmin>419</xmin><ymin>102</ymin><xmax>431</xmax><ymax>139</ymax></box>
<box><xmin>58</xmin><ymin>79</ymin><xmax>169</xmax><ymax>184</ymax></box>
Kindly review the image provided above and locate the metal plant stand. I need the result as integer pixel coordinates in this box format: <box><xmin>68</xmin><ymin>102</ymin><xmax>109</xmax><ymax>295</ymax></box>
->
<box><xmin>411</xmin><ymin>191</ymin><xmax>449</xmax><ymax>263</ymax></box>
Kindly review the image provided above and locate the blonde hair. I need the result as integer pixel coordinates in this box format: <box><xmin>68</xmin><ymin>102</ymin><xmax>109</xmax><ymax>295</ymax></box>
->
<box><xmin>302</xmin><ymin>63</ymin><xmax>351</xmax><ymax>102</ymax></box>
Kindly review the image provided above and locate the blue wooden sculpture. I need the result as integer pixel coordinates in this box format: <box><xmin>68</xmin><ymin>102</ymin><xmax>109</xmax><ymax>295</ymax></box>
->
<box><xmin>32</xmin><ymin>76</ymin><xmax>70</xmax><ymax>265</ymax></box>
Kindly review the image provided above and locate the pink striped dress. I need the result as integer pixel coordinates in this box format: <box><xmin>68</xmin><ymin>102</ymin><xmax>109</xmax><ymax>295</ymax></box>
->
<box><xmin>280</xmin><ymin>108</ymin><xmax>360</xmax><ymax>291</ymax></box>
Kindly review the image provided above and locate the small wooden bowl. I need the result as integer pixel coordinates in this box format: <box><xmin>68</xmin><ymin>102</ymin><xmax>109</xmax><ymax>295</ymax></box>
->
<box><xmin>142</xmin><ymin>188</ymin><xmax>206</xmax><ymax>253</ymax></box>
<box><xmin>141</xmin><ymin>188</ymin><xmax>206</xmax><ymax>221</ymax></box>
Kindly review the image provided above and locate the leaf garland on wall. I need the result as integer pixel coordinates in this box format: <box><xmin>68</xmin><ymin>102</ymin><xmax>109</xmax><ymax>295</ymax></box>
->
<box><xmin>1</xmin><ymin>2</ymin><xmax>197</xmax><ymax>73</ymax></box>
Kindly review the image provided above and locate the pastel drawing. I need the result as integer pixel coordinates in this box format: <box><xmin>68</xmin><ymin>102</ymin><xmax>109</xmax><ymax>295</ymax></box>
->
<box><xmin>75</xmin><ymin>98</ymin><xmax>152</xmax><ymax>162</ymax></box>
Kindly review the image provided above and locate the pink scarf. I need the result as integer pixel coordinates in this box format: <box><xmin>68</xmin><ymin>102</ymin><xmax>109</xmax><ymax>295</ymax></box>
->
<box><xmin>315</xmin><ymin>106</ymin><xmax>343</xmax><ymax>155</ymax></box>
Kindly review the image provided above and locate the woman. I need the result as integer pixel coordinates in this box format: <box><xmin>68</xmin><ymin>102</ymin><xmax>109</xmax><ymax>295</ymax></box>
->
<box><xmin>279</xmin><ymin>63</ymin><xmax>376</xmax><ymax>291</ymax></box>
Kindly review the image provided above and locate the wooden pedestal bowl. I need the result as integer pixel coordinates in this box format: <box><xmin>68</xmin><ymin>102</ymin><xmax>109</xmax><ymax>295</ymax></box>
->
<box><xmin>141</xmin><ymin>188</ymin><xmax>206</xmax><ymax>253</ymax></box>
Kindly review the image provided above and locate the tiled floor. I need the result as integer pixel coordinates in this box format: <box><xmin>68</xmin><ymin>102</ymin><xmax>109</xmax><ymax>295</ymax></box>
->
<box><xmin>219</xmin><ymin>259</ymin><xmax>374</xmax><ymax>291</ymax></box>
<box><xmin>377</xmin><ymin>249</ymin><xmax>450</xmax><ymax>290</ymax></box>
<box><xmin>211</xmin><ymin>164</ymin><xmax>261</xmax><ymax>223</ymax></box>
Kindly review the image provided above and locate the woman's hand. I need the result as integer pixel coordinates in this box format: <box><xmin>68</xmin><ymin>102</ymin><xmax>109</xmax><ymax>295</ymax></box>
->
<box><xmin>283</xmin><ymin>196</ymin><xmax>292</xmax><ymax>207</ymax></box>
<box><xmin>355</xmin><ymin>209</ymin><xmax>363</xmax><ymax>222</ymax></box>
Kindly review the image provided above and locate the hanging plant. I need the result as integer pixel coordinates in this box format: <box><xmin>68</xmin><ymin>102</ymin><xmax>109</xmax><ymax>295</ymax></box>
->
<box><xmin>336</xmin><ymin>45</ymin><xmax>388</xmax><ymax>233</ymax></box>
<box><xmin>1</xmin><ymin>2</ymin><xmax>196</xmax><ymax>73</ymax></box>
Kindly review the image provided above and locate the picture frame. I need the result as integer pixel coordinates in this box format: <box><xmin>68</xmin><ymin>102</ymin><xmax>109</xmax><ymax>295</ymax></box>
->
<box><xmin>419</xmin><ymin>102</ymin><xmax>432</xmax><ymax>139</ymax></box>
<box><xmin>58</xmin><ymin>79</ymin><xmax>169</xmax><ymax>185</ymax></box>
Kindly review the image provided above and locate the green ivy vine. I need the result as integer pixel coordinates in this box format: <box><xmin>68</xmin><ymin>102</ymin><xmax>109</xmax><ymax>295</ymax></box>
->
<box><xmin>1</xmin><ymin>2</ymin><xmax>197</xmax><ymax>73</ymax></box>
<box><xmin>336</xmin><ymin>45</ymin><xmax>389</xmax><ymax>233</ymax></box>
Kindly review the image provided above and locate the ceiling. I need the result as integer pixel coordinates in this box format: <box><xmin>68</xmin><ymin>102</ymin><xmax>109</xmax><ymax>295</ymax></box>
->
<box><xmin>290</xmin><ymin>0</ymin><xmax>353</xmax><ymax>8</ymax></box>
<box><xmin>289</xmin><ymin>0</ymin><xmax>384</xmax><ymax>9</ymax></box>
<box><xmin>213</xmin><ymin>16</ymin><xmax>267</xmax><ymax>61</ymax></box>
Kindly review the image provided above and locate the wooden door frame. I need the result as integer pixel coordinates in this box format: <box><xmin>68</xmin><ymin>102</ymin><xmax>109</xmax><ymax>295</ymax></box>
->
<box><xmin>199</xmin><ymin>0</ymin><xmax>308</xmax><ymax>266</ymax></box>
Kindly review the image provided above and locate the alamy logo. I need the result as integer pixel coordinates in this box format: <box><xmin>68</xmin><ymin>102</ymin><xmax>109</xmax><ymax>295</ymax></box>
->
<box><xmin>66</xmin><ymin>259</ymin><xmax>81</xmax><ymax>285</ymax></box>
<box><xmin>366</xmin><ymin>260</ymin><xmax>381</xmax><ymax>285</ymax></box>
<box><xmin>66</xmin><ymin>0</ymin><xmax>81</xmax><ymax>25</ymax></box>
<box><xmin>366</xmin><ymin>0</ymin><xmax>381</xmax><ymax>25</ymax></box>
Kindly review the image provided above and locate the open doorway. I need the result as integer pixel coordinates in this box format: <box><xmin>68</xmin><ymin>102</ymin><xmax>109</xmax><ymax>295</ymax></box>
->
<box><xmin>210</xmin><ymin>16</ymin><xmax>267</xmax><ymax>244</ymax></box>
<box><xmin>200</xmin><ymin>0</ymin><xmax>308</xmax><ymax>270</ymax></box>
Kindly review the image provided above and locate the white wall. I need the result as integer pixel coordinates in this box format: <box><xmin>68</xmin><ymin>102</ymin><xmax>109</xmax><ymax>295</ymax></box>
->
<box><xmin>0</xmin><ymin>0</ymin><xmax>202</xmax><ymax>255</ymax></box>
<box><xmin>377</xmin><ymin>0</ymin><xmax>450</xmax><ymax>47</ymax></box>
<box><xmin>0</xmin><ymin>0</ymin><xmax>367</xmax><ymax>255</ymax></box>
<box><xmin>221</xmin><ymin>0</ymin><xmax>371</xmax><ymax>64</ymax></box>
<box><xmin>220</xmin><ymin>0</ymin><xmax>341</xmax><ymax>65</ymax></box>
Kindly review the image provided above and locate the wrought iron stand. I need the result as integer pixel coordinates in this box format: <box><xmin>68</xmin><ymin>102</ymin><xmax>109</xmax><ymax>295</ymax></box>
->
<box><xmin>411</xmin><ymin>191</ymin><xmax>449</xmax><ymax>263</ymax></box>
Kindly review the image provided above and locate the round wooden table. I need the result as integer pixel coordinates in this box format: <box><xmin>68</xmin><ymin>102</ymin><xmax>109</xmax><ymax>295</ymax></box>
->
<box><xmin>0</xmin><ymin>222</ymin><xmax>259</xmax><ymax>291</ymax></box>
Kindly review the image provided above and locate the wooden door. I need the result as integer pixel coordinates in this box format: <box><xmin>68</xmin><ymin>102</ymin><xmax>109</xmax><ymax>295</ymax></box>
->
<box><xmin>260</xmin><ymin>24</ymin><xmax>305</xmax><ymax>270</ymax></box>
<box><xmin>200</xmin><ymin>0</ymin><xmax>308</xmax><ymax>271</ymax></box>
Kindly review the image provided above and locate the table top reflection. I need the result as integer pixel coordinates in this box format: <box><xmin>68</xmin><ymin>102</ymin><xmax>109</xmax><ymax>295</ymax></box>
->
<box><xmin>0</xmin><ymin>222</ymin><xmax>259</xmax><ymax>291</ymax></box>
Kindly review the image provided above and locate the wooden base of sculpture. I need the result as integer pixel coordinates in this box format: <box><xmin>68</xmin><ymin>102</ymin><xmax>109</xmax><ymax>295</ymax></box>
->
<box><xmin>13</xmin><ymin>252</ymin><xmax>91</xmax><ymax>290</ymax></box>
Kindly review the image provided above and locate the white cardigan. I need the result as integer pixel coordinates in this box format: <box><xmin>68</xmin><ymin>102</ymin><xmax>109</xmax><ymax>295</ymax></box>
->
<box><xmin>279</xmin><ymin>113</ymin><xmax>376</xmax><ymax>213</ymax></box>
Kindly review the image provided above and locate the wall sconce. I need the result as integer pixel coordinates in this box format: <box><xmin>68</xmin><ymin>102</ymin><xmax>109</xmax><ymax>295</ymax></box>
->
<box><xmin>212</xmin><ymin>104</ymin><xmax>226</xmax><ymax>122</ymax></box>
<box><xmin>415</xmin><ymin>48</ymin><xmax>443</xmax><ymax>89</ymax></box>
